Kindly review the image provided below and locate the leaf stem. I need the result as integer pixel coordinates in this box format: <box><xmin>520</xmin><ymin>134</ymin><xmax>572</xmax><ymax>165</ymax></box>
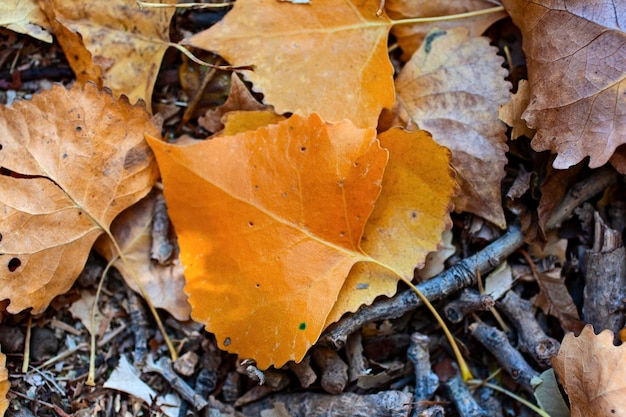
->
<box><xmin>104</xmin><ymin>230</ymin><xmax>179</xmax><ymax>362</ymax></box>
<box><xmin>467</xmin><ymin>379</ymin><xmax>552</xmax><ymax>417</ymax></box>
<box><xmin>390</xmin><ymin>6</ymin><xmax>505</xmax><ymax>27</ymax></box>
<box><xmin>366</xmin><ymin>258</ymin><xmax>474</xmax><ymax>381</ymax></box>
<box><xmin>169</xmin><ymin>43</ymin><xmax>254</xmax><ymax>72</ymax></box>
<box><xmin>86</xmin><ymin>257</ymin><xmax>116</xmax><ymax>386</ymax></box>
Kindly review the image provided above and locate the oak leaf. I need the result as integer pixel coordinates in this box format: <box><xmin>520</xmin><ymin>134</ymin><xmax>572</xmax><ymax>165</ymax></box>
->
<box><xmin>395</xmin><ymin>27</ymin><xmax>511</xmax><ymax>228</ymax></box>
<box><xmin>39</xmin><ymin>0</ymin><xmax>176</xmax><ymax>111</ymax></box>
<box><xmin>0</xmin><ymin>83</ymin><xmax>159</xmax><ymax>314</ymax></box>
<box><xmin>385</xmin><ymin>0</ymin><xmax>506</xmax><ymax>61</ymax></box>
<box><xmin>0</xmin><ymin>0</ymin><xmax>52</xmax><ymax>42</ymax></box>
<box><xmin>148</xmin><ymin>114</ymin><xmax>388</xmax><ymax>368</ymax></box>
<box><xmin>185</xmin><ymin>0</ymin><xmax>395</xmax><ymax>128</ymax></box>
<box><xmin>325</xmin><ymin>129</ymin><xmax>455</xmax><ymax>325</ymax></box>
<box><xmin>501</xmin><ymin>0</ymin><xmax>626</xmax><ymax>169</ymax></box>
<box><xmin>553</xmin><ymin>325</ymin><xmax>626</xmax><ymax>417</ymax></box>
<box><xmin>94</xmin><ymin>192</ymin><xmax>191</xmax><ymax>321</ymax></box>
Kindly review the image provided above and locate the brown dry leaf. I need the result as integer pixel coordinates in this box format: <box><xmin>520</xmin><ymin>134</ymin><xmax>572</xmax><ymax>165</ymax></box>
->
<box><xmin>396</xmin><ymin>27</ymin><xmax>511</xmax><ymax>228</ymax></box>
<box><xmin>185</xmin><ymin>0</ymin><xmax>394</xmax><ymax>128</ymax></box>
<box><xmin>385</xmin><ymin>0</ymin><xmax>506</xmax><ymax>61</ymax></box>
<box><xmin>0</xmin><ymin>348</ymin><xmax>7</xmax><ymax>417</ymax></box>
<box><xmin>94</xmin><ymin>192</ymin><xmax>191</xmax><ymax>321</ymax></box>
<box><xmin>498</xmin><ymin>79</ymin><xmax>535</xmax><ymax>140</ymax></box>
<box><xmin>199</xmin><ymin>74</ymin><xmax>270</xmax><ymax>133</ymax></box>
<box><xmin>325</xmin><ymin>129</ymin><xmax>455</xmax><ymax>325</ymax></box>
<box><xmin>39</xmin><ymin>0</ymin><xmax>175</xmax><ymax>111</ymax></box>
<box><xmin>501</xmin><ymin>0</ymin><xmax>626</xmax><ymax>169</ymax></box>
<box><xmin>0</xmin><ymin>83</ymin><xmax>159</xmax><ymax>314</ymax></box>
<box><xmin>553</xmin><ymin>325</ymin><xmax>626</xmax><ymax>417</ymax></box>
<box><xmin>0</xmin><ymin>0</ymin><xmax>52</xmax><ymax>42</ymax></box>
<box><xmin>532</xmin><ymin>268</ymin><xmax>585</xmax><ymax>333</ymax></box>
<box><xmin>610</xmin><ymin>146</ymin><xmax>626</xmax><ymax>174</ymax></box>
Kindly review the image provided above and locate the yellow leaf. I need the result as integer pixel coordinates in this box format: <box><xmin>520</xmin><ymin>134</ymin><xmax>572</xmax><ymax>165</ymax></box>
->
<box><xmin>185</xmin><ymin>0</ymin><xmax>394</xmax><ymax>128</ymax></box>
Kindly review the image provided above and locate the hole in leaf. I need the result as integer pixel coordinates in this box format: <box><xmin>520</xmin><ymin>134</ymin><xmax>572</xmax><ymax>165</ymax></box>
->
<box><xmin>0</xmin><ymin>232</ymin><xmax>2</xmax><ymax>242</ymax></box>
<box><xmin>8</xmin><ymin>257</ymin><xmax>21</xmax><ymax>272</ymax></box>
<box><xmin>248</xmin><ymin>221</ymin><xmax>254</xmax><ymax>227</ymax></box>
<box><xmin>224</xmin><ymin>337</ymin><xmax>231</xmax><ymax>346</ymax></box>
<box><xmin>339</xmin><ymin>231</ymin><xmax>346</xmax><ymax>237</ymax></box>
<box><xmin>0</xmin><ymin>144</ymin><xmax>3</xmax><ymax>150</ymax></box>
<box><xmin>354</xmin><ymin>162</ymin><xmax>359</xmax><ymax>167</ymax></box>
<box><xmin>255</xmin><ymin>283</ymin><xmax>260</xmax><ymax>288</ymax></box>
<box><xmin>76</xmin><ymin>126</ymin><xmax>82</xmax><ymax>132</ymax></box>
<box><xmin>300</xmin><ymin>146</ymin><xmax>306</xmax><ymax>152</ymax></box>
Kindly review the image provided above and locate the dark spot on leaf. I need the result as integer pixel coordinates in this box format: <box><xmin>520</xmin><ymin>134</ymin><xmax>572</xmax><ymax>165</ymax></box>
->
<box><xmin>298</xmin><ymin>322</ymin><xmax>306</xmax><ymax>330</ymax></box>
<box><xmin>338</xmin><ymin>180</ymin><xmax>344</xmax><ymax>187</ymax></box>
<box><xmin>124</xmin><ymin>144</ymin><xmax>151</xmax><ymax>170</ymax></box>
<box><xmin>76</xmin><ymin>126</ymin><xmax>82</xmax><ymax>132</ymax></box>
<box><xmin>248</xmin><ymin>221</ymin><xmax>254</xmax><ymax>227</ymax></box>
<box><xmin>282</xmin><ymin>192</ymin><xmax>287</xmax><ymax>197</ymax></box>
<box><xmin>354</xmin><ymin>162</ymin><xmax>359</xmax><ymax>167</ymax></box>
<box><xmin>62</xmin><ymin>153</ymin><xmax>68</xmax><ymax>159</ymax></box>
<box><xmin>255</xmin><ymin>283</ymin><xmax>260</xmax><ymax>288</ymax></box>
<box><xmin>411</xmin><ymin>212</ymin><xmax>417</xmax><ymax>219</ymax></box>
<box><xmin>424</xmin><ymin>29</ymin><xmax>446</xmax><ymax>54</ymax></box>
<box><xmin>339</xmin><ymin>231</ymin><xmax>346</xmax><ymax>237</ymax></box>
<box><xmin>0</xmin><ymin>232</ymin><xmax>2</xmax><ymax>242</ymax></box>
<box><xmin>254</xmin><ymin>185</ymin><xmax>259</xmax><ymax>190</ymax></box>
<box><xmin>0</xmin><ymin>144</ymin><xmax>3</xmax><ymax>150</ymax></box>
<box><xmin>224</xmin><ymin>337</ymin><xmax>231</xmax><ymax>346</ymax></box>
<box><xmin>8</xmin><ymin>257</ymin><xmax>21</xmax><ymax>272</ymax></box>
<box><xmin>300</xmin><ymin>146</ymin><xmax>306</xmax><ymax>152</ymax></box>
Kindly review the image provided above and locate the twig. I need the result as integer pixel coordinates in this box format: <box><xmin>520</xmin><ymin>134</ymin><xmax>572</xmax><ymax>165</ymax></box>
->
<box><xmin>288</xmin><ymin>354</ymin><xmax>317</xmax><ymax>388</ymax></box>
<box><xmin>444</xmin><ymin>289</ymin><xmax>494</xmax><ymax>323</ymax></box>
<box><xmin>497</xmin><ymin>291</ymin><xmax>560</xmax><ymax>367</ymax></box>
<box><xmin>312</xmin><ymin>346</ymin><xmax>349</xmax><ymax>394</ymax></box>
<box><xmin>444</xmin><ymin>369</ymin><xmax>486</xmax><ymax>417</ymax></box>
<box><xmin>321</xmin><ymin>166</ymin><xmax>619</xmax><ymax>350</ymax></box>
<box><xmin>407</xmin><ymin>333</ymin><xmax>438</xmax><ymax>416</ymax></box>
<box><xmin>150</xmin><ymin>192</ymin><xmax>174</xmax><ymax>264</ymax></box>
<box><xmin>469</xmin><ymin>321</ymin><xmax>539</xmax><ymax>393</ymax></box>
<box><xmin>126</xmin><ymin>286</ymin><xmax>150</xmax><ymax>367</ymax></box>
<box><xmin>144</xmin><ymin>356</ymin><xmax>209</xmax><ymax>411</ymax></box>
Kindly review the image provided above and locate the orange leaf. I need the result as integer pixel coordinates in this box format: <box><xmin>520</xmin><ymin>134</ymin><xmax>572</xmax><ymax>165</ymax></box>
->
<box><xmin>386</xmin><ymin>0</ymin><xmax>506</xmax><ymax>61</ymax></box>
<box><xmin>94</xmin><ymin>192</ymin><xmax>191</xmax><ymax>321</ymax></box>
<box><xmin>0</xmin><ymin>83</ymin><xmax>159</xmax><ymax>314</ymax></box>
<box><xmin>326</xmin><ymin>129</ymin><xmax>455</xmax><ymax>325</ymax></box>
<box><xmin>501</xmin><ymin>0</ymin><xmax>626</xmax><ymax>169</ymax></box>
<box><xmin>185</xmin><ymin>0</ymin><xmax>394</xmax><ymax>128</ymax></box>
<box><xmin>39</xmin><ymin>0</ymin><xmax>176</xmax><ymax>111</ymax></box>
<box><xmin>553</xmin><ymin>325</ymin><xmax>626</xmax><ymax>417</ymax></box>
<box><xmin>147</xmin><ymin>114</ymin><xmax>388</xmax><ymax>368</ymax></box>
<box><xmin>395</xmin><ymin>27</ymin><xmax>511</xmax><ymax>228</ymax></box>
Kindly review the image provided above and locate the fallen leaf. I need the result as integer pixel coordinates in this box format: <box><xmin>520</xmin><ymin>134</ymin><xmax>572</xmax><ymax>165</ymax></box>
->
<box><xmin>532</xmin><ymin>369</ymin><xmax>570</xmax><ymax>417</ymax></box>
<box><xmin>531</xmin><ymin>267</ymin><xmax>585</xmax><ymax>333</ymax></box>
<box><xmin>104</xmin><ymin>355</ymin><xmax>180</xmax><ymax>417</ymax></box>
<box><xmin>148</xmin><ymin>114</ymin><xmax>388</xmax><ymax>368</ymax></box>
<box><xmin>610</xmin><ymin>145</ymin><xmax>626</xmax><ymax>174</ymax></box>
<box><xmin>69</xmin><ymin>290</ymin><xmax>103</xmax><ymax>335</ymax></box>
<box><xmin>498</xmin><ymin>79</ymin><xmax>535</xmax><ymax>140</ymax></box>
<box><xmin>219</xmin><ymin>110</ymin><xmax>286</xmax><ymax>137</ymax></box>
<box><xmin>39</xmin><ymin>0</ymin><xmax>176</xmax><ymax>111</ymax></box>
<box><xmin>94</xmin><ymin>192</ymin><xmax>191</xmax><ymax>321</ymax></box>
<box><xmin>325</xmin><ymin>129</ymin><xmax>455</xmax><ymax>325</ymax></box>
<box><xmin>199</xmin><ymin>74</ymin><xmax>270</xmax><ymax>134</ymax></box>
<box><xmin>417</xmin><ymin>229</ymin><xmax>454</xmax><ymax>281</ymax></box>
<box><xmin>395</xmin><ymin>27</ymin><xmax>511</xmax><ymax>228</ymax></box>
<box><xmin>0</xmin><ymin>0</ymin><xmax>52</xmax><ymax>42</ymax></box>
<box><xmin>385</xmin><ymin>0</ymin><xmax>506</xmax><ymax>61</ymax></box>
<box><xmin>0</xmin><ymin>348</ymin><xmax>7</xmax><ymax>416</ymax></box>
<box><xmin>553</xmin><ymin>325</ymin><xmax>626</xmax><ymax>417</ymax></box>
<box><xmin>0</xmin><ymin>83</ymin><xmax>159</xmax><ymax>314</ymax></box>
<box><xmin>185</xmin><ymin>0</ymin><xmax>394</xmax><ymax>128</ymax></box>
<box><xmin>501</xmin><ymin>0</ymin><xmax>626</xmax><ymax>169</ymax></box>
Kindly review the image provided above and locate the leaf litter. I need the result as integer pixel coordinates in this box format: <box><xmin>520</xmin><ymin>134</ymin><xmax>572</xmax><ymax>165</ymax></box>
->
<box><xmin>0</xmin><ymin>0</ymin><xmax>625</xmax><ymax>415</ymax></box>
